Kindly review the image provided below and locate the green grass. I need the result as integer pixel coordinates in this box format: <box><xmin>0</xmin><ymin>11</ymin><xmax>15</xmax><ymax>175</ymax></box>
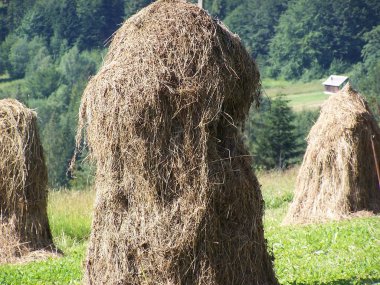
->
<box><xmin>1</xmin><ymin>170</ymin><xmax>379</xmax><ymax>284</ymax></box>
<box><xmin>259</xmin><ymin>169</ymin><xmax>380</xmax><ymax>285</ymax></box>
<box><xmin>0</xmin><ymin>243</ymin><xmax>85</xmax><ymax>285</ymax></box>
<box><xmin>262</xmin><ymin>78</ymin><xmax>328</xmax><ymax>111</ymax></box>
<box><xmin>48</xmin><ymin>190</ymin><xmax>94</xmax><ymax>240</ymax></box>
<box><xmin>0</xmin><ymin>190</ymin><xmax>95</xmax><ymax>285</ymax></box>
<box><xmin>269</xmin><ymin>218</ymin><xmax>380</xmax><ymax>285</ymax></box>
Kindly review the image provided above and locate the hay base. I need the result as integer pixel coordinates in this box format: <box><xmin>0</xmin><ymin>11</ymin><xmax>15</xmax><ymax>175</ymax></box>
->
<box><xmin>0</xmin><ymin>218</ymin><xmax>61</xmax><ymax>265</ymax></box>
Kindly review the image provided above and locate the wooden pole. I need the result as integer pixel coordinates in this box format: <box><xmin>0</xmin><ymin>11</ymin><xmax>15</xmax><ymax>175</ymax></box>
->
<box><xmin>371</xmin><ymin>135</ymin><xmax>380</xmax><ymax>190</ymax></box>
<box><xmin>198</xmin><ymin>0</ymin><xmax>203</xmax><ymax>8</ymax></box>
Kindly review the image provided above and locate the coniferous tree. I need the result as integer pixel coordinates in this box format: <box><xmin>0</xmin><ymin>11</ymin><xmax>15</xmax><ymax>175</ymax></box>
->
<box><xmin>6</xmin><ymin>0</ymin><xmax>36</xmax><ymax>32</ymax></box>
<box><xmin>42</xmin><ymin>113</ymin><xmax>73</xmax><ymax>187</ymax></box>
<box><xmin>249</xmin><ymin>96</ymin><xmax>299</xmax><ymax>170</ymax></box>
<box><xmin>77</xmin><ymin>0</ymin><xmax>124</xmax><ymax>50</ymax></box>
<box><xmin>52</xmin><ymin>0</ymin><xmax>80</xmax><ymax>46</ymax></box>
<box><xmin>18</xmin><ymin>0</ymin><xmax>54</xmax><ymax>41</ymax></box>
<box><xmin>8</xmin><ymin>37</ymin><xmax>30</xmax><ymax>78</ymax></box>
<box><xmin>0</xmin><ymin>5</ymin><xmax>8</xmax><ymax>43</ymax></box>
<box><xmin>224</xmin><ymin>0</ymin><xmax>289</xmax><ymax>58</ymax></box>
<box><xmin>124</xmin><ymin>0</ymin><xmax>153</xmax><ymax>19</ymax></box>
<box><xmin>352</xmin><ymin>25</ymin><xmax>380</xmax><ymax>119</ymax></box>
<box><xmin>100</xmin><ymin>0</ymin><xmax>124</xmax><ymax>41</ymax></box>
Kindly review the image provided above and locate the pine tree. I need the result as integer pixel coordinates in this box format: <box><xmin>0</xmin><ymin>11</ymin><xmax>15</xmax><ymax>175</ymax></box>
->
<box><xmin>124</xmin><ymin>0</ymin><xmax>153</xmax><ymax>19</ymax></box>
<box><xmin>249</xmin><ymin>96</ymin><xmax>299</xmax><ymax>170</ymax></box>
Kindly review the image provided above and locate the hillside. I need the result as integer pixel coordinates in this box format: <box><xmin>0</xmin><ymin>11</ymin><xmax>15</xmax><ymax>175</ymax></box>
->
<box><xmin>0</xmin><ymin>0</ymin><xmax>379</xmax><ymax>185</ymax></box>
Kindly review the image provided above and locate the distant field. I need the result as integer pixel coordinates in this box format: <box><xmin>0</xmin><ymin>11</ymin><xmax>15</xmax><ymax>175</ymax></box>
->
<box><xmin>0</xmin><ymin>76</ymin><xmax>329</xmax><ymax>110</ymax></box>
<box><xmin>262</xmin><ymin>78</ymin><xmax>329</xmax><ymax>111</ymax></box>
<box><xmin>1</xmin><ymin>169</ymin><xmax>379</xmax><ymax>284</ymax></box>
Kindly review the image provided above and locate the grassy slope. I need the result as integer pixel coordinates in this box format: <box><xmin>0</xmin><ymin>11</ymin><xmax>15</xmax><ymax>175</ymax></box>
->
<box><xmin>1</xmin><ymin>170</ymin><xmax>379</xmax><ymax>284</ymax></box>
<box><xmin>262</xmin><ymin>78</ymin><xmax>329</xmax><ymax>111</ymax></box>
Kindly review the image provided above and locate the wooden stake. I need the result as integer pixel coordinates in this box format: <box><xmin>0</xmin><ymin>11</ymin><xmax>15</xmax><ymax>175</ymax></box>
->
<box><xmin>371</xmin><ymin>135</ymin><xmax>380</xmax><ymax>190</ymax></box>
<box><xmin>198</xmin><ymin>0</ymin><xmax>203</xmax><ymax>8</ymax></box>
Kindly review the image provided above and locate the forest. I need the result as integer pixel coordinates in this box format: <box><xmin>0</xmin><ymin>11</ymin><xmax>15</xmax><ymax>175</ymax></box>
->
<box><xmin>0</xmin><ymin>0</ymin><xmax>379</xmax><ymax>187</ymax></box>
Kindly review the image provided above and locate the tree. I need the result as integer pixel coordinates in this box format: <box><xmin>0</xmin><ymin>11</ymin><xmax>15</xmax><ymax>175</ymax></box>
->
<box><xmin>124</xmin><ymin>0</ymin><xmax>153</xmax><ymax>18</ymax></box>
<box><xmin>42</xmin><ymin>112</ymin><xmax>73</xmax><ymax>187</ymax></box>
<box><xmin>6</xmin><ymin>0</ymin><xmax>36</xmax><ymax>32</ymax></box>
<box><xmin>0</xmin><ymin>5</ymin><xmax>8</xmax><ymax>42</ymax></box>
<box><xmin>8</xmin><ymin>37</ymin><xmax>30</xmax><ymax>78</ymax></box>
<box><xmin>205</xmin><ymin>0</ymin><xmax>244</xmax><ymax>20</ymax></box>
<box><xmin>25</xmin><ymin>54</ymin><xmax>60</xmax><ymax>99</ymax></box>
<box><xmin>52</xmin><ymin>0</ymin><xmax>80</xmax><ymax>46</ymax></box>
<box><xmin>100</xmin><ymin>0</ymin><xmax>125</xmax><ymax>40</ymax></box>
<box><xmin>361</xmin><ymin>25</ymin><xmax>380</xmax><ymax>71</ymax></box>
<box><xmin>18</xmin><ymin>0</ymin><xmax>54</xmax><ymax>41</ymax></box>
<box><xmin>58</xmin><ymin>46</ymin><xmax>99</xmax><ymax>86</ymax></box>
<box><xmin>0</xmin><ymin>34</ymin><xmax>19</xmax><ymax>76</ymax></box>
<box><xmin>293</xmin><ymin>109</ymin><xmax>319</xmax><ymax>157</ymax></box>
<box><xmin>224</xmin><ymin>0</ymin><xmax>289</xmax><ymax>59</ymax></box>
<box><xmin>268</xmin><ymin>0</ymin><xmax>380</xmax><ymax>80</ymax></box>
<box><xmin>77</xmin><ymin>0</ymin><xmax>124</xmax><ymax>50</ymax></box>
<box><xmin>351</xmin><ymin>25</ymin><xmax>380</xmax><ymax>119</ymax></box>
<box><xmin>247</xmin><ymin>96</ymin><xmax>299</xmax><ymax>169</ymax></box>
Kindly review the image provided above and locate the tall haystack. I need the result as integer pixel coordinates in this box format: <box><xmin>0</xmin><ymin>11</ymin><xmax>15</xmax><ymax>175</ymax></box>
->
<box><xmin>284</xmin><ymin>84</ymin><xmax>380</xmax><ymax>224</ymax></box>
<box><xmin>75</xmin><ymin>0</ymin><xmax>278</xmax><ymax>284</ymax></box>
<box><xmin>0</xmin><ymin>99</ymin><xmax>55</xmax><ymax>263</ymax></box>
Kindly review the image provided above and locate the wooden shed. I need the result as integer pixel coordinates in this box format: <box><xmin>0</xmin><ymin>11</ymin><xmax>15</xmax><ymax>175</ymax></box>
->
<box><xmin>322</xmin><ymin>75</ymin><xmax>349</xmax><ymax>94</ymax></box>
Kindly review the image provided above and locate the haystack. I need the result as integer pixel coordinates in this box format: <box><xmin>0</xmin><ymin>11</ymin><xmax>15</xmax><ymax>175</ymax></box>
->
<box><xmin>284</xmin><ymin>84</ymin><xmax>380</xmax><ymax>224</ymax></box>
<box><xmin>75</xmin><ymin>0</ymin><xmax>278</xmax><ymax>284</ymax></box>
<box><xmin>0</xmin><ymin>99</ymin><xmax>56</xmax><ymax>263</ymax></box>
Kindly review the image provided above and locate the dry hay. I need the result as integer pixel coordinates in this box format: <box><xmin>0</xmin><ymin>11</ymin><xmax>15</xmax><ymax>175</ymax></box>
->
<box><xmin>284</xmin><ymin>84</ymin><xmax>380</xmax><ymax>225</ymax></box>
<box><xmin>0</xmin><ymin>99</ymin><xmax>57</xmax><ymax>263</ymax></box>
<box><xmin>75</xmin><ymin>0</ymin><xmax>278</xmax><ymax>284</ymax></box>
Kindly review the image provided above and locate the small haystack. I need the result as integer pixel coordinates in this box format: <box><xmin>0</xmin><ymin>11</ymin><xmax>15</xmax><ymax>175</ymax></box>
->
<box><xmin>0</xmin><ymin>99</ymin><xmax>56</xmax><ymax>263</ymax></box>
<box><xmin>76</xmin><ymin>0</ymin><xmax>278</xmax><ymax>284</ymax></box>
<box><xmin>284</xmin><ymin>84</ymin><xmax>380</xmax><ymax>224</ymax></box>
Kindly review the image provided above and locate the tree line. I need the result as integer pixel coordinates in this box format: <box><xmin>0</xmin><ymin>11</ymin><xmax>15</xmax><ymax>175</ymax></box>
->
<box><xmin>0</xmin><ymin>0</ymin><xmax>379</xmax><ymax>187</ymax></box>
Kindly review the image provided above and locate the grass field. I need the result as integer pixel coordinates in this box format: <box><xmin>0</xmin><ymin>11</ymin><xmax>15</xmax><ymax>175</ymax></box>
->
<box><xmin>1</xmin><ymin>169</ymin><xmax>379</xmax><ymax>285</ymax></box>
<box><xmin>262</xmin><ymin>78</ymin><xmax>329</xmax><ymax>111</ymax></box>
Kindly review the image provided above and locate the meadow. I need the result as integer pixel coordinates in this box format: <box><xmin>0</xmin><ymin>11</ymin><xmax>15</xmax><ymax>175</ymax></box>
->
<box><xmin>262</xmin><ymin>78</ymin><xmax>329</xmax><ymax>110</ymax></box>
<box><xmin>0</xmin><ymin>168</ymin><xmax>379</xmax><ymax>285</ymax></box>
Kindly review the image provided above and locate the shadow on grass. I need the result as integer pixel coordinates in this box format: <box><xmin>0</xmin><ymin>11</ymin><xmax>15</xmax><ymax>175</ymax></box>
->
<box><xmin>0</xmin><ymin>77</ymin><xmax>13</xmax><ymax>84</ymax></box>
<box><xmin>291</xmin><ymin>278</ymin><xmax>380</xmax><ymax>285</ymax></box>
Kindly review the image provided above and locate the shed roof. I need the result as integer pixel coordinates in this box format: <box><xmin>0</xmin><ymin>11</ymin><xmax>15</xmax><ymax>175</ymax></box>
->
<box><xmin>322</xmin><ymin>75</ymin><xmax>349</xmax><ymax>87</ymax></box>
